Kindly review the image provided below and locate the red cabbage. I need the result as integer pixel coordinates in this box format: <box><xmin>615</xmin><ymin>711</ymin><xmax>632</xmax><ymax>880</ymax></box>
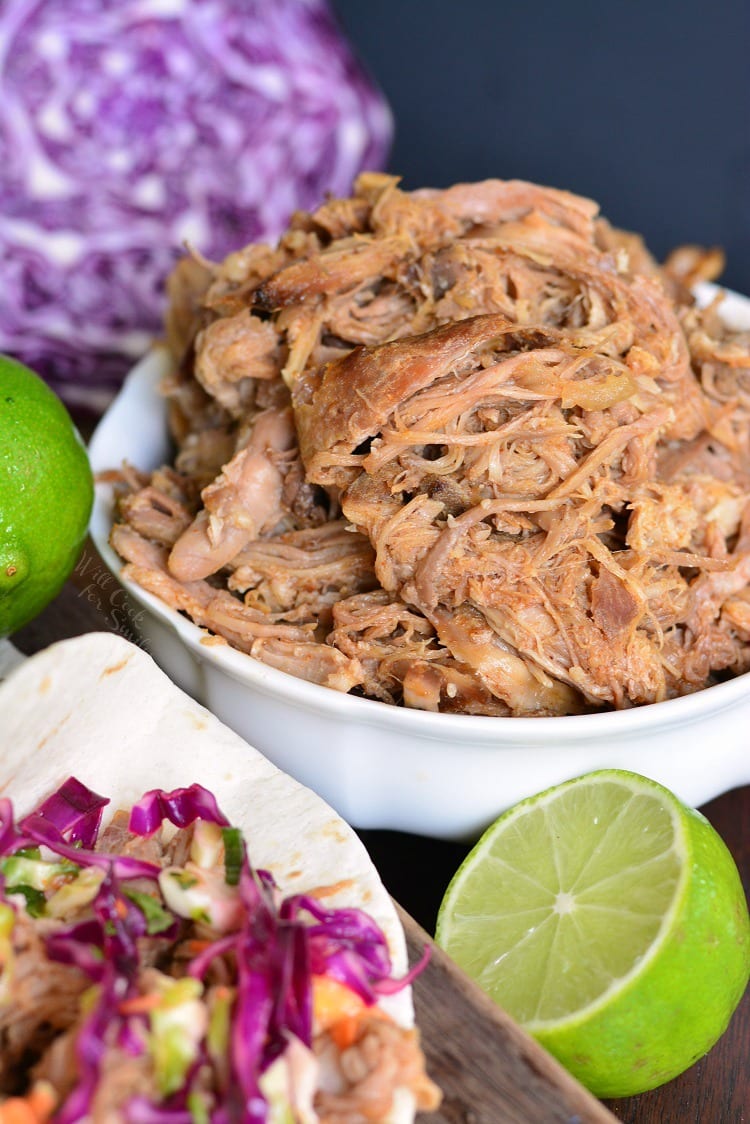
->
<box><xmin>55</xmin><ymin>970</ymin><xmax>130</xmax><ymax>1124</ymax></box>
<box><xmin>18</xmin><ymin>776</ymin><xmax>108</xmax><ymax>847</ymax></box>
<box><xmin>273</xmin><ymin>923</ymin><xmax>312</xmax><ymax>1048</ymax></box>
<box><xmin>49</xmin><ymin>870</ymin><xmax>166</xmax><ymax>1123</ymax></box>
<box><xmin>186</xmin><ymin>932</ymin><xmax>238</xmax><ymax>982</ymax></box>
<box><xmin>232</xmin><ymin>934</ymin><xmax>276</xmax><ymax>1124</ymax></box>
<box><xmin>129</xmin><ymin>783</ymin><xmax>230</xmax><ymax>836</ymax></box>
<box><xmin>124</xmin><ymin>1101</ymin><xmax>194</xmax><ymax>1124</ymax></box>
<box><xmin>93</xmin><ymin>868</ymin><xmax>150</xmax><ymax>975</ymax></box>
<box><xmin>1</xmin><ymin>783</ymin><xmax>159</xmax><ymax>879</ymax></box>
<box><xmin>12</xmin><ymin>812</ymin><xmax>161</xmax><ymax>880</ymax></box>
<box><xmin>44</xmin><ymin>919</ymin><xmax>109</xmax><ymax>982</ymax></box>
<box><xmin>46</xmin><ymin>868</ymin><xmax>172</xmax><ymax>981</ymax></box>
<box><xmin>282</xmin><ymin>894</ymin><xmax>430</xmax><ymax>1003</ymax></box>
<box><xmin>0</xmin><ymin>0</ymin><xmax>392</xmax><ymax>410</ymax></box>
<box><xmin>0</xmin><ymin>798</ymin><xmax>20</xmax><ymax>855</ymax></box>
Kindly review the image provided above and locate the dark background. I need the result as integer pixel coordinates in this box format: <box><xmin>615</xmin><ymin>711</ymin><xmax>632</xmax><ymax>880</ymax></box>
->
<box><xmin>333</xmin><ymin>0</ymin><xmax>750</xmax><ymax>296</ymax></box>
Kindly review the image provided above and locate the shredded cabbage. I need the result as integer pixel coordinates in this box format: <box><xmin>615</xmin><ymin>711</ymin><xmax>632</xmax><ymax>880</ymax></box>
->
<box><xmin>19</xmin><ymin>776</ymin><xmax>108</xmax><ymax>847</ymax></box>
<box><xmin>0</xmin><ymin>0</ymin><xmax>392</xmax><ymax>409</ymax></box>
<box><xmin>129</xmin><ymin>783</ymin><xmax>230</xmax><ymax>835</ymax></box>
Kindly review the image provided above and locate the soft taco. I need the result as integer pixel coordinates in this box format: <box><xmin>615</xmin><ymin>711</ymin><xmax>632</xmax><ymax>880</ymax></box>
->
<box><xmin>0</xmin><ymin>633</ymin><xmax>440</xmax><ymax>1123</ymax></box>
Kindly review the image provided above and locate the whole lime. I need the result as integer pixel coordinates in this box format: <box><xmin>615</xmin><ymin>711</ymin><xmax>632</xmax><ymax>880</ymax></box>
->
<box><xmin>0</xmin><ymin>355</ymin><xmax>94</xmax><ymax>636</ymax></box>
<box><xmin>436</xmin><ymin>770</ymin><xmax>750</xmax><ymax>1097</ymax></box>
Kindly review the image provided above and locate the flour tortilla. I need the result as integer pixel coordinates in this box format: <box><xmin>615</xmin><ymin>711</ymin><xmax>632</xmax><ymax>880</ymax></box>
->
<box><xmin>0</xmin><ymin>632</ymin><xmax>416</xmax><ymax>1121</ymax></box>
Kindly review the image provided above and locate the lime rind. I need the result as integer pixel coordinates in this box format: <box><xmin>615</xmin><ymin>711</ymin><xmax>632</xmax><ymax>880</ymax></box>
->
<box><xmin>0</xmin><ymin>541</ymin><xmax>30</xmax><ymax>592</ymax></box>
<box><xmin>0</xmin><ymin>355</ymin><xmax>94</xmax><ymax>636</ymax></box>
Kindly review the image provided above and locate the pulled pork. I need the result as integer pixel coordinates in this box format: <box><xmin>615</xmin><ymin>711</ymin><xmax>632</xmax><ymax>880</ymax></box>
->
<box><xmin>110</xmin><ymin>173</ymin><xmax>750</xmax><ymax>714</ymax></box>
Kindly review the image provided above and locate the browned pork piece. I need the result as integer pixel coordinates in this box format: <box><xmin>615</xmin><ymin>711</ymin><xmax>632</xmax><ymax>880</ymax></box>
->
<box><xmin>110</xmin><ymin>173</ymin><xmax>750</xmax><ymax>714</ymax></box>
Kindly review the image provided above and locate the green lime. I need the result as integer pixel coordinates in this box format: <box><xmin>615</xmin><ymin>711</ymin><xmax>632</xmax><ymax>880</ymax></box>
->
<box><xmin>435</xmin><ymin>770</ymin><xmax>750</xmax><ymax>1097</ymax></box>
<box><xmin>0</xmin><ymin>355</ymin><xmax>94</xmax><ymax>637</ymax></box>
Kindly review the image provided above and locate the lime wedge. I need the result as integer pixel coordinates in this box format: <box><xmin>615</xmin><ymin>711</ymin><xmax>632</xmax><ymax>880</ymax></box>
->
<box><xmin>436</xmin><ymin>770</ymin><xmax>750</xmax><ymax>1097</ymax></box>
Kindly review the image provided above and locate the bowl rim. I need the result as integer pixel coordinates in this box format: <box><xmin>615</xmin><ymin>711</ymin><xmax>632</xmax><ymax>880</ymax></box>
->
<box><xmin>88</xmin><ymin>284</ymin><xmax>750</xmax><ymax>745</ymax></box>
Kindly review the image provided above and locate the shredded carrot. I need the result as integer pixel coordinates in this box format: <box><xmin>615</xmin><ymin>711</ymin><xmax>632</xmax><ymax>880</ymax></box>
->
<box><xmin>312</xmin><ymin>974</ymin><xmax>366</xmax><ymax>1031</ymax></box>
<box><xmin>0</xmin><ymin>1101</ymin><xmax>39</xmax><ymax>1124</ymax></box>
<box><xmin>118</xmin><ymin>992</ymin><xmax>162</xmax><ymax>1015</ymax></box>
<box><xmin>0</xmin><ymin>1082</ymin><xmax>56</xmax><ymax>1124</ymax></box>
<box><xmin>329</xmin><ymin>1014</ymin><xmax>361</xmax><ymax>1051</ymax></box>
<box><xmin>182</xmin><ymin>938</ymin><xmax>213</xmax><ymax>956</ymax></box>
<box><xmin>0</xmin><ymin>1099</ymin><xmax>38</xmax><ymax>1124</ymax></box>
<box><xmin>329</xmin><ymin>1007</ymin><xmax>394</xmax><ymax>1051</ymax></box>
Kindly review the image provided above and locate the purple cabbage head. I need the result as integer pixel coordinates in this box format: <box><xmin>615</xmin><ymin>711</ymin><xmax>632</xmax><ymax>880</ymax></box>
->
<box><xmin>0</xmin><ymin>0</ymin><xmax>392</xmax><ymax>410</ymax></box>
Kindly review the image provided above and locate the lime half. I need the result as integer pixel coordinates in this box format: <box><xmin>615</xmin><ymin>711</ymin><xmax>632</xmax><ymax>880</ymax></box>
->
<box><xmin>435</xmin><ymin>770</ymin><xmax>750</xmax><ymax>1097</ymax></box>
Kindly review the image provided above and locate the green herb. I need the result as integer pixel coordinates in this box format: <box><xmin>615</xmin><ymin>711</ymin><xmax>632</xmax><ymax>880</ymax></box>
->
<box><xmin>123</xmin><ymin>888</ymin><xmax>175</xmax><ymax>935</ymax></box>
<box><xmin>9</xmin><ymin>884</ymin><xmax>46</xmax><ymax>917</ymax></box>
<box><xmin>222</xmin><ymin>827</ymin><xmax>243</xmax><ymax>887</ymax></box>
<box><xmin>188</xmin><ymin>1091</ymin><xmax>211</xmax><ymax>1124</ymax></box>
<box><xmin>171</xmin><ymin>871</ymin><xmax>199</xmax><ymax>891</ymax></box>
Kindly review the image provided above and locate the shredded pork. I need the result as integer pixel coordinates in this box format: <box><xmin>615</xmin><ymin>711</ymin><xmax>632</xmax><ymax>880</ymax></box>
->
<box><xmin>110</xmin><ymin>173</ymin><xmax>750</xmax><ymax>714</ymax></box>
<box><xmin>315</xmin><ymin>1016</ymin><xmax>441</xmax><ymax>1122</ymax></box>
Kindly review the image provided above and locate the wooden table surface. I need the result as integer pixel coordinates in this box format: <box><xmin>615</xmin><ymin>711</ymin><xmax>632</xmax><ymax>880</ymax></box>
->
<box><xmin>13</xmin><ymin>547</ymin><xmax>750</xmax><ymax>1124</ymax></box>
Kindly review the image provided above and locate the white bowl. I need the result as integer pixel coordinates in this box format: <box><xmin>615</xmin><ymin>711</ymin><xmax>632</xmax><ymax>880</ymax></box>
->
<box><xmin>88</xmin><ymin>287</ymin><xmax>750</xmax><ymax>840</ymax></box>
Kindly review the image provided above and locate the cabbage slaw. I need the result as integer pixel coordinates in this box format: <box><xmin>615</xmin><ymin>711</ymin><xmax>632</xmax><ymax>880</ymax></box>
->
<box><xmin>0</xmin><ymin>779</ymin><xmax>426</xmax><ymax>1123</ymax></box>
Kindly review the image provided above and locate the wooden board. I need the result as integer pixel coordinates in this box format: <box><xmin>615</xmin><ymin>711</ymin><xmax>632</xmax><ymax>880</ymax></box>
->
<box><xmin>398</xmin><ymin>904</ymin><xmax>615</xmax><ymax>1124</ymax></box>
